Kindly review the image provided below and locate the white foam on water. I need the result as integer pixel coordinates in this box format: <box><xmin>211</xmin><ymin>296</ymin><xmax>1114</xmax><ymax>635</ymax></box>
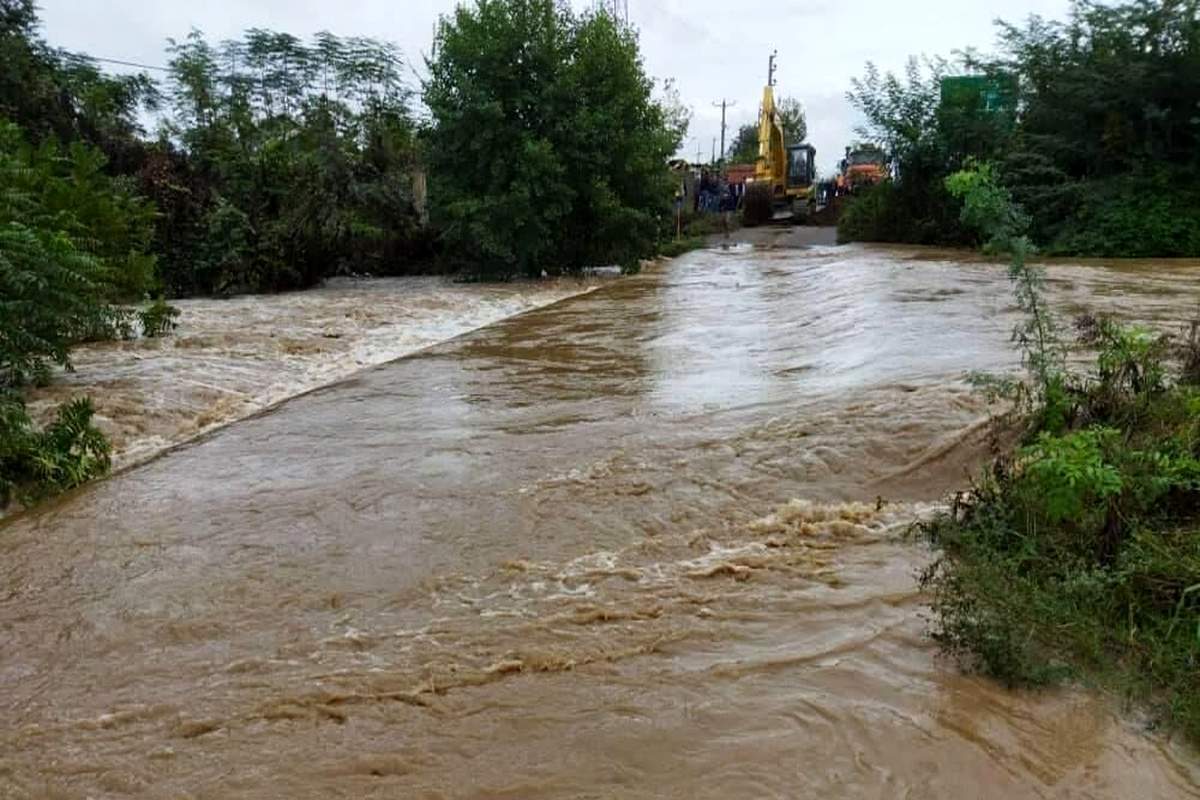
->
<box><xmin>24</xmin><ymin>276</ymin><xmax>599</xmax><ymax>470</ymax></box>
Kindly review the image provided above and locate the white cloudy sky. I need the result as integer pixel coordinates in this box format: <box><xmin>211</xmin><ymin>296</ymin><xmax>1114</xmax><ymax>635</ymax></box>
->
<box><xmin>37</xmin><ymin>0</ymin><xmax>1073</xmax><ymax>173</ymax></box>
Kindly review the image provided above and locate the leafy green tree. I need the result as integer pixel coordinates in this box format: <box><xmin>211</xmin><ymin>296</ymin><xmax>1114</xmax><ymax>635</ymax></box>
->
<box><xmin>0</xmin><ymin>118</ymin><xmax>151</xmax><ymax>507</ymax></box>
<box><xmin>158</xmin><ymin>27</ymin><xmax>422</xmax><ymax>293</ymax></box>
<box><xmin>0</xmin><ymin>121</ymin><xmax>157</xmax><ymax>385</ymax></box>
<box><xmin>424</xmin><ymin>0</ymin><xmax>684</xmax><ymax>275</ymax></box>
<box><xmin>994</xmin><ymin>0</ymin><xmax>1200</xmax><ymax>252</ymax></box>
<box><xmin>840</xmin><ymin>57</ymin><xmax>974</xmax><ymax>245</ymax></box>
<box><xmin>847</xmin><ymin>57</ymin><xmax>949</xmax><ymax>172</ymax></box>
<box><xmin>725</xmin><ymin>95</ymin><xmax>806</xmax><ymax>164</ymax></box>
<box><xmin>841</xmin><ymin>1</ymin><xmax>1200</xmax><ymax>255</ymax></box>
<box><xmin>727</xmin><ymin>123</ymin><xmax>758</xmax><ymax>164</ymax></box>
<box><xmin>777</xmin><ymin>96</ymin><xmax>807</xmax><ymax>145</ymax></box>
<box><xmin>0</xmin><ymin>0</ymin><xmax>155</xmax><ymax>167</ymax></box>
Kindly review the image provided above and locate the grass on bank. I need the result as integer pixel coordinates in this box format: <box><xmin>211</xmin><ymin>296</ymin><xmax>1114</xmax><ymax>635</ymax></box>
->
<box><xmin>657</xmin><ymin>236</ymin><xmax>707</xmax><ymax>259</ymax></box>
<box><xmin>920</xmin><ymin>163</ymin><xmax>1200</xmax><ymax>745</ymax></box>
<box><xmin>656</xmin><ymin>209</ymin><xmax>743</xmax><ymax>259</ymax></box>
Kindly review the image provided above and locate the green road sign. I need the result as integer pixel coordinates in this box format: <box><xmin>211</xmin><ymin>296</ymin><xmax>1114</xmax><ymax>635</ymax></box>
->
<box><xmin>940</xmin><ymin>75</ymin><xmax>1017</xmax><ymax>114</ymax></box>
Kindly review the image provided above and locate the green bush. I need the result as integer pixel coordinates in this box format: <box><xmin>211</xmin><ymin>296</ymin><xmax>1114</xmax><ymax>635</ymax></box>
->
<box><xmin>139</xmin><ymin>298</ymin><xmax>181</xmax><ymax>338</ymax></box>
<box><xmin>836</xmin><ymin>181</ymin><xmax>892</xmax><ymax>243</ymax></box>
<box><xmin>922</xmin><ymin>162</ymin><xmax>1200</xmax><ymax>744</ymax></box>
<box><xmin>1047</xmin><ymin>173</ymin><xmax>1200</xmax><ymax>258</ymax></box>
<box><xmin>837</xmin><ymin>179</ymin><xmax>968</xmax><ymax>246</ymax></box>
<box><xmin>0</xmin><ymin>392</ymin><xmax>110</xmax><ymax>509</ymax></box>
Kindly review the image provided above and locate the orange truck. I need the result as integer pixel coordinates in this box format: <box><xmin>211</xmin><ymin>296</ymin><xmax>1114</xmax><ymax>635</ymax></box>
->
<box><xmin>837</xmin><ymin>145</ymin><xmax>887</xmax><ymax>194</ymax></box>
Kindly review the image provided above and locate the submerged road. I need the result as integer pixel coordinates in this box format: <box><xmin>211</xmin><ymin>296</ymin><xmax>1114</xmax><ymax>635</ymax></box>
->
<box><xmin>2</xmin><ymin>243</ymin><xmax>1199</xmax><ymax>798</ymax></box>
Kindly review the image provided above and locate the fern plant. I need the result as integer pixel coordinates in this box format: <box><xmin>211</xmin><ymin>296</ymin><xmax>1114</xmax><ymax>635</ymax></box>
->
<box><xmin>0</xmin><ymin>392</ymin><xmax>110</xmax><ymax>509</ymax></box>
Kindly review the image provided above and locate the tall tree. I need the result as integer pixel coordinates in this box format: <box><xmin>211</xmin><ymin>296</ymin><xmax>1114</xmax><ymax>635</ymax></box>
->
<box><xmin>157</xmin><ymin>27</ymin><xmax>421</xmax><ymax>294</ymax></box>
<box><xmin>727</xmin><ymin>123</ymin><xmax>758</xmax><ymax>163</ymax></box>
<box><xmin>0</xmin><ymin>0</ymin><xmax>154</xmax><ymax>164</ymax></box>
<box><xmin>777</xmin><ymin>96</ymin><xmax>807</xmax><ymax>145</ymax></box>
<box><xmin>424</xmin><ymin>0</ymin><xmax>684</xmax><ymax>275</ymax></box>
<box><xmin>841</xmin><ymin>0</ymin><xmax>1200</xmax><ymax>255</ymax></box>
<box><xmin>725</xmin><ymin>95</ymin><xmax>806</xmax><ymax>163</ymax></box>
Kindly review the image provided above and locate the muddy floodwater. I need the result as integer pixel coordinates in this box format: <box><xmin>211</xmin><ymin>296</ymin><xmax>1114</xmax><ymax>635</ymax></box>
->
<box><xmin>3</xmin><ymin>244</ymin><xmax>1200</xmax><ymax>798</ymax></box>
<box><xmin>25</xmin><ymin>277</ymin><xmax>596</xmax><ymax>470</ymax></box>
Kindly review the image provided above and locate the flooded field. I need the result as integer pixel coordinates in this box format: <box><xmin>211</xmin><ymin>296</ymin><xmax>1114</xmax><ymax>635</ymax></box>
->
<box><xmin>2</xmin><ymin>243</ymin><xmax>1199</xmax><ymax>798</ymax></box>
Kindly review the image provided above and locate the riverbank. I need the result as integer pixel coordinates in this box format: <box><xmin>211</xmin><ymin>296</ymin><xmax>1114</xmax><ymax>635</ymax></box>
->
<box><xmin>24</xmin><ymin>276</ymin><xmax>600</xmax><ymax>471</ymax></box>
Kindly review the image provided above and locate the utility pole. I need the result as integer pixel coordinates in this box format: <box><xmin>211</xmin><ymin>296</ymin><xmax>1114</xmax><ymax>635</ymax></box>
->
<box><xmin>712</xmin><ymin>99</ymin><xmax>736</xmax><ymax>163</ymax></box>
<box><xmin>711</xmin><ymin>137</ymin><xmax>716</xmax><ymax>165</ymax></box>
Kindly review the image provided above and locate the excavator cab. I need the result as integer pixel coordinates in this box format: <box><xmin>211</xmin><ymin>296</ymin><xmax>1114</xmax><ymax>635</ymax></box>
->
<box><xmin>786</xmin><ymin>144</ymin><xmax>816</xmax><ymax>190</ymax></box>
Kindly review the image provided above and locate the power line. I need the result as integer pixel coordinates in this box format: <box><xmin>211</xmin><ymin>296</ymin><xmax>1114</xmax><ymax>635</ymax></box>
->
<box><xmin>81</xmin><ymin>55</ymin><xmax>171</xmax><ymax>73</ymax></box>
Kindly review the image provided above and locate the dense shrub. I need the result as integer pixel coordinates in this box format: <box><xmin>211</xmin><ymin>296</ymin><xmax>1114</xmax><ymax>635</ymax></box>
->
<box><xmin>922</xmin><ymin>163</ymin><xmax>1200</xmax><ymax>745</ymax></box>
<box><xmin>837</xmin><ymin>180</ymin><xmax>968</xmax><ymax>246</ymax></box>
<box><xmin>1047</xmin><ymin>172</ymin><xmax>1200</xmax><ymax>258</ymax></box>
<box><xmin>0</xmin><ymin>392</ymin><xmax>110</xmax><ymax>509</ymax></box>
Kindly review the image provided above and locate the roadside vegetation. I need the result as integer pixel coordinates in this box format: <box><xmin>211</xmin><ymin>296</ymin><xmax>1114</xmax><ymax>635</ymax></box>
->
<box><xmin>921</xmin><ymin>162</ymin><xmax>1200</xmax><ymax>745</ymax></box>
<box><xmin>656</xmin><ymin>236</ymin><xmax>706</xmax><ymax>259</ymax></box>
<box><xmin>426</xmin><ymin>1</ymin><xmax>687</xmax><ymax>277</ymax></box>
<box><xmin>152</xmin><ymin>29</ymin><xmax>426</xmax><ymax>295</ymax></box>
<box><xmin>839</xmin><ymin>0</ymin><xmax>1200</xmax><ymax>257</ymax></box>
<box><xmin>0</xmin><ymin>0</ymin><xmax>687</xmax><ymax>508</ymax></box>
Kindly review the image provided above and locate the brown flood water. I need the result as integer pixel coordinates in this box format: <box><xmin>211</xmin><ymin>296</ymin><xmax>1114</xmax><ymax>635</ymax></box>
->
<box><xmin>2</xmin><ymin>243</ymin><xmax>1200</xmax><ymax>798</ymax></box>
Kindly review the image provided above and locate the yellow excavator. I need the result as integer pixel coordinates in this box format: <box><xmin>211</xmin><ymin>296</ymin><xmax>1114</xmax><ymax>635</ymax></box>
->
<box><xmin>743</xmin><ymin>52</ymin><xmax>816</xmax><ymax>226</ymax></box>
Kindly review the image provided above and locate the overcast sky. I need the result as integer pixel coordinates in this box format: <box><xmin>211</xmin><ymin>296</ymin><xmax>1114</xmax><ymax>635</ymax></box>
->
<box><xmin>37</xmin><ymin>0</ymin><xmax>1073</xmax><ymax>173</ymax></box>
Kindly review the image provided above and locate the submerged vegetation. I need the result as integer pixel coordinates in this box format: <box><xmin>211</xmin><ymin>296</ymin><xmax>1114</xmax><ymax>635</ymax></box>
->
<box><xmin>921</xmin><ymin>163</ymin><xmax>1200</xmax><ymax>744</ymax></box>
<box><xmin>840</xmin><ymin>0</ymin><xmax>1200</xmax><ymax>257</ymax></box>
<box><xmin>0</xmin><ymin>394</ymin><xmax>109</xmax><ymax>510</ymax></box>
<box><xmin>833</xmin><ymin>3</ymin><xmax>1200</xmax><ymax>726</ymax></box>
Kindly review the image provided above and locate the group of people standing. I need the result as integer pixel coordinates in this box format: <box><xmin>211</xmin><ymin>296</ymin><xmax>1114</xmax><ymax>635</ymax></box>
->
<box><xmin>693</xmin><ymin>169</ymin><xmax>744</xmax><ymax>214</ymax></box>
